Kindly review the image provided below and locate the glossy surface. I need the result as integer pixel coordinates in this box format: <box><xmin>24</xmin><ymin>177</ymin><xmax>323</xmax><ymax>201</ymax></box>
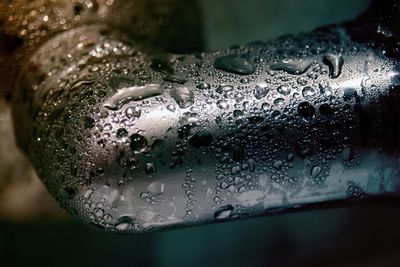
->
<box><xmin>11</xmin><ymin>21</ymin><xmax>400</xmax><ymax>232</ymax></box>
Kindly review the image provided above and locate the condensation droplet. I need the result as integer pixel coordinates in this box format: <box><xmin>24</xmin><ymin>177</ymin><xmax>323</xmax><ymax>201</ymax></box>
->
<box><xmin>214</xmin><ymin>55</ymin><xmax>255</xmax><ymax>75</ymax></box>
<box><xmin>104</xmin><ymin>84</ymin><xmax>163</xmax><ymax>110</ymax></box>
<box><xmin>214</xmin><ymin>205</ymin><xmax>234</xmax><ymax>221</ymax></box>
<box><xmin>171</xmin><ymin>87</ymin><xmax>194</xmax><ymax>108</ymax></box>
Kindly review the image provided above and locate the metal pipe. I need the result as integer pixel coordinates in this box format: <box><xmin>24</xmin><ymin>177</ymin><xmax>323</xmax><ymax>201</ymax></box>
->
<box><xmin>5</xmin><ymin>0</ymin><xmax>400</xmax><ymax>233</ymax></box>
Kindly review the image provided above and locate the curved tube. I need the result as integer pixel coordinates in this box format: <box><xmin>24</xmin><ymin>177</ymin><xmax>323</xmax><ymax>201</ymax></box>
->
<box><xmin>8</xmin><ymin>0</ymin><xmax>400</xmax><ymax>233</ymax></box>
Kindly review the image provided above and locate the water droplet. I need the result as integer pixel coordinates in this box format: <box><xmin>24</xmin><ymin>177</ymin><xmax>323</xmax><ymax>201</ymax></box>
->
<box><xmin>227</xmin><ymin>184</ymin><xmax>237</xmax><ymax>193</ymax></box>
<box><xmin>323</xmin><ymin>54</ymin><xmax>344</xmax><ymax>78</ymax></box>
<box><xmin>273</xmin><ymin>160</ymin><xmax>283</xmax><ymax>170</ymax></box>
<box><xmin>84</xmin><ymin>188</ymin><xmax>94</xmax><ymax>199</ymax></box>
<box><xmin>261</xmin><ymin>103</ymin><xmax>270</xmax><ymax>111</ymax></box>
<box><xmin>104</xmin><ymin>84</ymin><xmax>163</xmax><ymax>110</ymax></box>
<box><xmin>302</xmin><ymin>86</ymin><xmax>316</xmax><ymax>98</ymax></box>
<box><xmin>104</xmin><ymin>123</ymin><xmax>112</xmax><ymax>131</ymax></box>
<box><xmin>248</xmin><ymin>159</ymin><xmax>256</xmax><ymax>172</ymax></box>
<box><xmin>115</xmin><ymin>216</ymin><xmax>133</xmax><ymax>231</ymax></box>
<box><xmin>216</xmin><ymin>84</ymin><xmax>234</xmax><ymax>94</ymax></box>
<box><xmin>343</xmin><ymin>88</ymin><xmax>358</xmax><ymax>102</ymax></box>
<box><xmin>167</xmin><ymin>104</ymin><xmax>176</xmax><ymax>112</ymax></box>
<box><xmin>297</xmin><ymin>101</ymin><xmax>315</xmax><ymax>119</ymax></box>
<box><xmin>217</xmin><ymin>100</ymin><xmax>229</xmax><ymax>109</ymax></box>
<box><xmin>270</xmin><ymin>58</ymin><xmax>313</xmax><ymax>75</ymax></box>
<box><xmin>94</xmin><ymin>208</ymin><xmax>104</xmax><ymax>217</ymax></box>
<box><xmin>214</xmin><ymin>55</ymin><xmax>255</xmax><ymax>75</ymax></box>
<box><xmin>214</xmin><ymin>205</ymin><xmax>234</xmax><ymax>221</ymax></box>
<box><xmin>231</xmin><ymin>165</ymin><xmax>241</xmax><ymax>175</ymax></box>
<box><xmin>130</xmin><ymin>133</ymin><xmax>147</xmax><ymax>152</ymax></box>
<box><xmin>116</xmin><ymin>128</ymin><xmax>128</xmax><ymax>139</ymax></box>
<box><xmin>147</xmin><ymin>182</ymin><xmax>164</xmax><ymax>194</ymax></box>
<box><xmin>221</xmin><ymin>182</ymin><xmax>229</xmax><ymax>189</ymax></box>
<box><xmin>277</xmin><ymin>85</ymin><xmax>291</xmax><ymax>96</ymax></box>
<box><xmin>196</xmin><ymin>82</ymin><xmax>211</xmax><ymax>89</ymax></box>
<box><xmin>297</xmin><ymin>77</ymin><xmax>308</xmax><ymax>86</ymax></box>
<box><xmin>310</xmin><ymin>165</ymin><xmax>322</xmax><ymax>177</ymax></box>
<box><xmin>319</xmin><ymin>82</ymin><xmax>333</xmax><ymax>96</ymax></box>
<box><xmin>125</xmin><ymin>106</ymin><xmax>141</xmax><ymax>118</ymax></box>
<box><xmin>171</xmin><ymin>87</ymin><xmax>194</xmax><ymax>108</ymax></box>
<box><xmin>274</xmin><ymin>98</ymin><xmax>285</xmax><ymax>106</ymax></box>
<box><xmin>254</xmin><ymin>84</ymin><xmax>269</xmax><ymax>99</ymax></box>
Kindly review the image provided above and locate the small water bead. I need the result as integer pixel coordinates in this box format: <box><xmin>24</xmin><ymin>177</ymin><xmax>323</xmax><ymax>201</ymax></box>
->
<box><xmin>114</xmin><ymin>216</ymin><xmax>133</xmax><ymax>231</ymax></box>
<box><xmin>270</xmin><ymin>58</ymin><xmax>313</xmax><ymax>75</ymax></box>
<box><xmin>214</xmin><ymin>205</ymin><xmax>234</xmax><ymax>221</ymax></box>
<box><xmin>277</xmin><ymin>85</ymin><xmax>291</xmax><ymax>96</ymax></box>
<box><xmin>130</xmin><ymin>133</ymin><xmax>147</xmax><ymax>152</ymax></box>
<box><xmin>94</xmin><ymin>208</ymin><xmax>104</xmax><ymax>217</ymax></box>
<box><xmin>273</xmin><ymin>160</ymin><xmax>283</xmax><ymax>170</ymax></box>
<box><xmin>216</xmin><ymin>84</ymin><xmax>234</xmax><ymax>94</ymax></box>
<box><xmin>274</xmin><ymin>98</ymin><xmax>285</xmax><ymax>106</ymax></box>
<box><xmin>214</xmin><ymin>55</ymin><xmax>255</xmax><ymax>75</ymax></box>
<box><xmin>307</xmin><ymin>72</ymin><xmax>319</xmax><ymax>80</ymax></box>
<box><xmin>310</xmin><ymin>165</ymin><xmax>322</xmax><ymax>178</ymax></box>
<box><xmin>104</xmin><ymin>214</ymin><xmax>113</xmax><ymax>222</ymax></box>
<box><xmin>120</xmin><ymin>119</ymin><xmax>130</xmax><ymax>127</ymax></box>
<box><xmin>254</xmin><ymin>84</ymin><xmax>269</xmax><ymax>99</ymax></box>
<box><xmin>166</xmin><ymin>104</ymin><xmax>176</xmax><ymax>112</ymax></box>
<box><xmin>227</xmin><ymin>184</ymin><xmax>238</xmax><ymax>193</ymax></box>
<box><xmin>171</xmin><ymin>86</ymin><xmax>194</xmax><ymax>109</ymax></box>
<box><xmin>347</xmin><ymin>181</ymin><xmax>366</xmax><ymax>201</ymax></box>
<box><xmin>217</xmin><ymin>100</ymin><xmax>229</xmax><ymax>110</ymax></box>
<box><xmin>323</xmin><ymin>54</ymin><xmax>344</xmax><ymax>78</ymax></box>
<box><xmin>297</xmin><ymin>101</ymin><xmax>316</xmax><ymax>119</ymax></box>
<box><xmin>115</xmin><ymin>128</ymin><xmax>128</xmax><ymax>139</ymax></box>
<box><xmin>104</xmin><ymin>123</ymin><xmax>112</xmax><ymax>131</ymax></box>
<box><xmin>297</xmin><ymin>77</ymin><xmax>308</xmax><ymax>86</ymax></box>
<box><xmin>83</xmin><ymin>188</ymin><xmax>94</xmax><ymax>199</ymax></box>
<box><xmin>231</xmin><ymin>165</ymin><xmax>241</xmax><ymax>175</ymax></box>
<box><xmin>261</xmin><ymin>103</ymin><xmax>270</xmax><ymax>111</ymax></box>
<box><xmin>233</xmin><ymin>110</ymin><xmax>243</xmax><ymax>118</ymax></box>
<box><xmin>319</xmin><ymin>82</ymin><xmax>333</xmax><ymax>96</ymax></box>
<box><xmin>147</xmin><ymin>182</ymin><xmax>164</xmax><ymax>194</ymax></box>
<box><xmin>240</xmin><ymin>77</ymin><xmax>249</xmax><ymax>84</ymax></box>
<box><xmin>196</xmin><ymin>82</ymin><xmax>211</xmax><ymax>89</ymax></box>
<box><xmin>125</xmin><ymin>106</ymin><xmax>141</xmax><ymax>118</ymax></box>
<box><xmin>220</xmin><ymin>182</ymin><xmax>229</xmax><ymax>189</ymax></box>
<box><xmin>302</xmin><ymin>86</ymin><xmax>316</xmax><ymax>98</ymax></box>
<box><xmin>104</xmin><ymin>84</ymin><xmax>163</xmax><ymax>110</ymax></box>
<box><xmin>343</xmin><ymin>88</ymin><xmax>358</xmax><ymax>102</ymax></box>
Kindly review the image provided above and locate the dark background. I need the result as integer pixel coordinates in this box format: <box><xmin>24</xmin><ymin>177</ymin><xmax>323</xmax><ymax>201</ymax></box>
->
<box><xmin>4</xmin><ymin>0</ymin><xmax>400</xmax><ymax>266</ymax></box>
<box><xmin>2</xmin><ymin>205</ymin><xmax>400</xmax><ymax>266</ymax></box>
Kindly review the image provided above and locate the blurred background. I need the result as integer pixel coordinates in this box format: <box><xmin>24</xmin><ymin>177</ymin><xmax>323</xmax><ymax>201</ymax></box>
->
<box><xmin>4</xmin><ymin>0</ymin><xmax>400</xmax><ymax>266</ymax></box>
